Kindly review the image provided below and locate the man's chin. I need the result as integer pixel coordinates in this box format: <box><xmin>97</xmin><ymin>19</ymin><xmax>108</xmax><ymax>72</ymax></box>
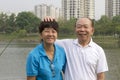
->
<box><xmin>78</xmin><ymin>37</ymin><xmax>87</xmax><ymax>41</ymax></box>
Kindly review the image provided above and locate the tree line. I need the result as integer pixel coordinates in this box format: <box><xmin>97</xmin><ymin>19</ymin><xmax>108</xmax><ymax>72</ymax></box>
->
<box><xmin>0</xmin><ymin>11</ymin><xmax>120</xmax><ymax>37</ymax></box>
<box><xmin>0</xmin><ymin>12</ymin><xmax>40</xmax><ymax>36</ymax></box>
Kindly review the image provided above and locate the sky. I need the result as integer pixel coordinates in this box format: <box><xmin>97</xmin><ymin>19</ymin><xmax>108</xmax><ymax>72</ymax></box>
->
<box><xmin>0</xmin><ymin>0</ymin><xmax>105</xmax><ymax>20</ymax></box>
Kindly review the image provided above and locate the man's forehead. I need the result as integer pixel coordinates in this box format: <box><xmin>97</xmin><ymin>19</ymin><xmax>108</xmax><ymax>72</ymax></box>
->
<box><xmin>76</xmin><ymin>18</ymin><xmax>91</xmax><ymax>24</ymax></box>
<box><xmin>76</xmin><ymin>23</ymin><xmax>88</xmax><ymax>25</ymax></box>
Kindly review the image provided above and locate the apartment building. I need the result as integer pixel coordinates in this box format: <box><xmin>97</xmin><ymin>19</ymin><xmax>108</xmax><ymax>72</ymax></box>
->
<box><xmin>105</xmin><ymin>0</ymin><xmax>120</xmax><ymax>18</ymax></box>
<box><xmin>62</xmin><ymin>0</ymin><xmax>95</xmax><ymax>20</ymax></box>
<box><xmin>34</xmin><ymin>4</ymin><xmax>61</xmax><ymax>20</ymax></box>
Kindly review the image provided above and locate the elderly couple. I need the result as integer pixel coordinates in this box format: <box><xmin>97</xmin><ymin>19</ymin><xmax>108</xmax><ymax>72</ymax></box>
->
<box><xmin>26</xmin><ymin>17</ymin><xmax>108</xmax><ymax>80</ymax></box>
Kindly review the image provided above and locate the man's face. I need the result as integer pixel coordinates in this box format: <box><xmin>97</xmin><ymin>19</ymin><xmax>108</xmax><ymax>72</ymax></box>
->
<box><xmin>75</xmin><ymin>18</ymin><xmax>94</xmax><ymax>43</ymax></box>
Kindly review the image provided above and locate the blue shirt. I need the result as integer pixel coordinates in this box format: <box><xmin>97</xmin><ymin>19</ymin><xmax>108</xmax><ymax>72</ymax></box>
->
<box><xmin>26</xmin><ymin>42</ymin><xmax>66</xmax><ymax>80</ymax></box>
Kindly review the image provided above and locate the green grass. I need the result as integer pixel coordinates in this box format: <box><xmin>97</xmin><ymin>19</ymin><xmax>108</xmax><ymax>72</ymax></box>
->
<box><xmin>0</xmin><ymin>34</ymin><xmax>15</xmax><ymax>41</ymax></box>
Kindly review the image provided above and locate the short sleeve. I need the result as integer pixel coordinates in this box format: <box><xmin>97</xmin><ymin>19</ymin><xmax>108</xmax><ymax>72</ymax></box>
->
<box><xmin>97</xmin><ymin>48</ymin><xmax>108</xmax><ymax>73</ymax></box>
<box><xmin>26</xmin><ymin>53</ymin><xmax>39</xmax><ymax>76</ymax></box>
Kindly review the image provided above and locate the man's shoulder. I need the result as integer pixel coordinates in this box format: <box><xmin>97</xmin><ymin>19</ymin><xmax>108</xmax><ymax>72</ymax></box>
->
<box><xmin>91</xmin><ymin>41</ymin><xmax>104</xmax><ymax>52</ymax></box>
<box><xmin>92</xmin><ymin>41</ymin><xmax>102</xmax><ymax>48</ymax></box>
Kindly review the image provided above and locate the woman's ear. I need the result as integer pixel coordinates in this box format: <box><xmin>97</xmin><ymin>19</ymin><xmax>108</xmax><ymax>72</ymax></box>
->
<box><xmin>39</xmin><ymin>33</ymin><xmax>42</xmax><ymax>41</ymax></box>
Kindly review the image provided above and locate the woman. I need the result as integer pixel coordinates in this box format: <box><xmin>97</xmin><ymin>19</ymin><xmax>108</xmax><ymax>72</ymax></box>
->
<box><xmin>26</xmin><ymin>20</ymin><xmax>66</xmax><ymax>80</ymax></box>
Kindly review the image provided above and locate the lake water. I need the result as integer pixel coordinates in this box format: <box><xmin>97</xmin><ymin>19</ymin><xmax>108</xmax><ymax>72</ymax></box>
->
<box><xmin>0</xmin><ymin>42</ymin><xmax>120</xmax><ymax>80</ymax></box>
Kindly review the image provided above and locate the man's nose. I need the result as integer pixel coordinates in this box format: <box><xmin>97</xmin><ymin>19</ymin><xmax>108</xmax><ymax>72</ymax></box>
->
<box><xmin>80</xmin><ymin>26</ymin><xmax>85</xmax><ymax>31</ymax></box>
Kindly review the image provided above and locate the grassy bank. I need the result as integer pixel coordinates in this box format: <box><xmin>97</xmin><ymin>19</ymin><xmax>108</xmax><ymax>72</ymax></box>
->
<box><xmin>0</xmin><ymin>34</ymin><xmax>120</xmax><ymax>48</ymax></box>
<box><xmin>93</xmin><ymin>36</ymin><xmax>119</xmax><ymax>48</ymax></box>
<box><xmin>0</xmin><ymin>33</ymin><xmax>39</xmax><ymax>42</ymax></box>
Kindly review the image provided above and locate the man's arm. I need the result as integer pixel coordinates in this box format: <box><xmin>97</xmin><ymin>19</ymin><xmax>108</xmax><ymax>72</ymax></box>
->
<box><xmin>97</xmin><ymin>72</ymin><xmax>105</xmax><ymax>80</ymax></box>
<box><xmin>43</xmin><ymin>16</ymin><xmax>55</xmax><ymax>22</ymax></box>
<box><xmin>27</xmin><ymin>76</ymin><xmax>36</xmax><ymax>80</ymax></box>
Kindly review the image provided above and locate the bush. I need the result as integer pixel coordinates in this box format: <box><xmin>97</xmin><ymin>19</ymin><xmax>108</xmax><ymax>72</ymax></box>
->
<box><xmin>11</xmin><ymin>29</ymin><xmax>27</xmax><ymax>37</ymax></box>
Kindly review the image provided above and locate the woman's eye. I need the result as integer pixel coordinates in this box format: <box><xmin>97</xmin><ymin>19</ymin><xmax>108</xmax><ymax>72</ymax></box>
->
<box><xmin>44</xmin><ymin>30</ymin><xmax>49</xmax><ymax>32</ymax></box>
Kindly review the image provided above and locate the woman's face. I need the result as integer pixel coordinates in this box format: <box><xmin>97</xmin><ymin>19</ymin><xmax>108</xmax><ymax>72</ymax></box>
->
<box><xmin>41</xmin><ymin>27</ymin><xmax>57</xmax><ymax>45</ymax></box>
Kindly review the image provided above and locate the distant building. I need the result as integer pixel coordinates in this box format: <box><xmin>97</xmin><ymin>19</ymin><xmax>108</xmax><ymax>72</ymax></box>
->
<box><xmin>34</xmin><ymin>4</ymin><xmax>61</xmax><ymax>20</ymax></box>
<box><xmin>105</xmin><ymin>0</ymin><xmax>120</xmax><ymax>18</ymax></box>
<box><xmin>62</xmin><ymin>0</ymin><xmax>95</xmax><ymax>20</ymax></box>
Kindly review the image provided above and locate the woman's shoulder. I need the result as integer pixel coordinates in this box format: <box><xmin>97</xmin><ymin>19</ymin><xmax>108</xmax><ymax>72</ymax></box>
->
<box><xmin>28</xmin><ymin>43</ymin><xmax>44</xmax><ymax>56</ymax></box>
<box><xmin>55</xmin><ymin>44</ymin><xmax>64</xmax><ymax>50</ymax></box>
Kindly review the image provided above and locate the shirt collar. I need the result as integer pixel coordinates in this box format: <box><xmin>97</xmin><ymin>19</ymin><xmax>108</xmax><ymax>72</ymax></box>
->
<box><xmin>73</xmin><ymin>38</ymin><xmax>93</xmax><ymax>47</ymax></box>
<box><xmin>38</xmin><ymin>42</ymin><xmax>58</xmax><ymax>62</ymax></box>
<box><xmin>38</xmin><ymin>42</ymin><xmax>57</xmax><ymax>57</ymax></box>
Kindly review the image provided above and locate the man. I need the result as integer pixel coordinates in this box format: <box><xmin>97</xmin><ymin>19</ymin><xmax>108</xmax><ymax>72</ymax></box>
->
<box><xmin>44</xmin><ymin>17</ymin><xmax>108</xmax><ymax>80</ymax></box>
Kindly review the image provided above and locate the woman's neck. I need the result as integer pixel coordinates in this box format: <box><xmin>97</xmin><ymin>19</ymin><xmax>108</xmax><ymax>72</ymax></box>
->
<box><xmin>44</xmin><ymin>43</ymin><xmax>55</xmax><ymax>61</ymax></box>
<box><xmin>44</xmin><ymin>44</ymin><xmax>54</xmax><ymax>52</ymax></box>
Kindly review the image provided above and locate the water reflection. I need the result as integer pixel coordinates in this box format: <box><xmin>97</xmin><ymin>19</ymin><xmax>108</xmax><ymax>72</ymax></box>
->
<box><xmin>0</xmin><ymin>42</ymin><xmax>120</xmax><ymax>80</ymax></box>
<box><xmin>0</xmin><ymin>42</ymin><xmax>36</xmax><ymax>80</ymax></box>
<box><xmin>105</xmin><ymin>49</ymin><xmax>120</xmax><ymax>80</ymax></box>
<box><xmin>0</xmin><ymin>47</ymin><xmax>31</xmax><ymax>80</ymax></box>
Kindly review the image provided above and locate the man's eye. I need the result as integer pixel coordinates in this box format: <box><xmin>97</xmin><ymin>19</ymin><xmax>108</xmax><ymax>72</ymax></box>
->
<box><xmin>76</xmin><ymin>24</ymin><xmax>88</xmax><ymax>28</ymax></box>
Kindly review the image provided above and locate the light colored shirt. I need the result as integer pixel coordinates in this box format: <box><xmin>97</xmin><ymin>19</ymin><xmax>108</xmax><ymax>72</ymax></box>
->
<box><xmin>56</xmin><ymin>39</ymin><xmax>108</xmax><ymax>80</ymax></box>
<box><xmin>26</xmin><ymin>42</ymin><xmax>66</xmax><ymax>80</ymax></box>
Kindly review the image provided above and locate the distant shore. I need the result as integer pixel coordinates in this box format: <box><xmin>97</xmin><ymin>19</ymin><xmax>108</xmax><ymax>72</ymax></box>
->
<box><xmin>0</xmin><ymin>34</ymin><xmax>120</xmax><ymax>48</ymax></box>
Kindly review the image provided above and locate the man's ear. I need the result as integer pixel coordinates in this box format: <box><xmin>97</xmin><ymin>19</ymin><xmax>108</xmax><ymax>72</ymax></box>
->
<box><xmin>91</xmin><ymin>28</ymin><xmax>94</xmax><ymax>36</ymax></box>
